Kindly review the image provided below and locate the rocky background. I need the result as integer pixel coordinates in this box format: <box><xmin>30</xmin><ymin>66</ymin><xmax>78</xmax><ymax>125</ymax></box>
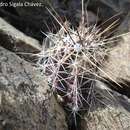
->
<box><xmin>0</xmin><ymin>0</ymin><xmax>130</xmax><ymax>130</ymax></box>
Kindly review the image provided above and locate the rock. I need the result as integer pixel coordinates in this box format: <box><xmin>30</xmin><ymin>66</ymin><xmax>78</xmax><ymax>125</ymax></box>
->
<box><xmin>117</xmin><ymin>12</ymin><xmax>130</xmax><ymax>34</ymax></box>
<box><xmin>100</xmin><ymin>0</ymin><xmax>130</xmax><ymax>13</ymax></box>
<box><xmin>81</xmin><ymin>106</ymin><xmax>130</xmax><ymax>130</ymax></box>
<box><xmin>0</xmin><ymin>46</ymin><xmax>67</xmax><ymax>130</ymax></box>
<box><xmin>0</xmin><ymin>17</ymin><xmax>41</xmax><ymax>53</ymax></box>
<box><xmin>99</xmin><ymin>32</ymin><xmax>130</xmax><ymax>83</ymax></box>
<box><xmin>81</xmin><ymin>81</ymin><xmax>130</xmax><ymax>130</ymax></box>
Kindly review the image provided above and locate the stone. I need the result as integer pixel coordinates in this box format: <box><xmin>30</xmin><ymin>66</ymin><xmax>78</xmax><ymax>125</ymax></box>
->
<box><xmin>0</xmin><ymin>17</ymin><xmax>41</xmax><ymax>53</ymax></box>
<box><xmin>99</xmin><ymin>32</ymin><xmax>130</xmax><ymax>82</ymax></box>
<box><xmin>81</xmin><ymin>81</ymin><xmax>130</xmax><ymax>130</ymax></box>
<box><xmin>0</xmin><ymin>46</ymin><xmax>67</xmax><ymax>130</ymax></box>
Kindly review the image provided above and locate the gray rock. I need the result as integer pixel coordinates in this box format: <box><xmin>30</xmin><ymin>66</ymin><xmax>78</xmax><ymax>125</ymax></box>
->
<box><xmin>81</xmin><ymin>106</ymin><xmax>130</xmax><ymax>130</ymax></box>
<box><xmin>0</xmin><ymin>46</ymin><xmax>67</xmax><ymax>130</ymax></box>
<box><xmin>100</xmin><ymin>0</ymin><xmax>130</xmax><ymax>13</ymax></box>
<box><xmin>0</xmin><ymin>17</ymin><xmax>41</xmax><ymax>53</ymax></box>
<box><xmin>117</xmin><ymin>12</ymin><xmax>130</xmax><ymax>34</ymax></box>
<box><xmin>81</xmin><ymin>81</ymin><xmax>130</xmax><ymax>130</ymax></box>
<box><xmin>99</xmin><ymin>32</ymin><xmax>130</xmax><ymax>82</ymax></box>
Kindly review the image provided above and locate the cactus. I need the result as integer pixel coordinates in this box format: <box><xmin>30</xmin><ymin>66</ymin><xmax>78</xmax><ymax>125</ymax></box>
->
<box><xmin>37</xmin><ymin>21</ymin><xmax>112</xmax><ymax>112</ymax></box>
<box><xmin>37</xmin><ymin>2</ymin><xmax>120</xmax><ymax>128</ymax></box>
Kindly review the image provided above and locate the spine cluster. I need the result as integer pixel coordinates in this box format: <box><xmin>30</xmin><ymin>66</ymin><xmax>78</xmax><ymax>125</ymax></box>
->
<box><xmin>38</xmin><ymin>24</ymin><xmax>108</xmax><ymax>114</ymax></box>
<box><xmin>38</xmin><ymin>23</ymin><xmax>106</xmax><ymax>112</ymax></box>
